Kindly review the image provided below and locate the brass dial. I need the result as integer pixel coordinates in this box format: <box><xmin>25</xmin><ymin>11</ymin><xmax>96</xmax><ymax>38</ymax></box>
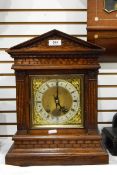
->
<box><xmin>31</xmin><ymin>75</ymin><xmax>84</xmax><ymax>128</ymax></box>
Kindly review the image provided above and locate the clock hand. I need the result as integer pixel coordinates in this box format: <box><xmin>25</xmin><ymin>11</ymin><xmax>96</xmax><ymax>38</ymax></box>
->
<box><xmin>54</xmin><ymin>95</ymin><xmax>68</xmax><ymax>114</ymax></box>
<box><xmin>53</xmin><ymin>80</ymin><xmax>60</xmax><ymax>108</ymax></box>
<box><xmin>54</xmin><ymin>80</ymin><xmax>69</xmax><ymax>114</ymax></box>
<box><xmin>54</xmin><ymin>95</ymin><xmax>60</xmax><ymax>109</ymax></box>
<box><xmin>56</xmin><ymin>80</ymin><xmax>59</xmax><ymax>99</ymax></box>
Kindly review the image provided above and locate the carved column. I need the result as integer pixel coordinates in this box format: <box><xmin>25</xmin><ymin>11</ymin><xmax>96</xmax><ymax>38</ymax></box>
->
<box><xmin>16</xmin><ymin>71</ymin><xmax>26</xmax><ymax>130</ymax></box>
<box><xmin>86</xmin><ymin>71</ymin><xmax>98</xmax><ymax>132</ymax></box>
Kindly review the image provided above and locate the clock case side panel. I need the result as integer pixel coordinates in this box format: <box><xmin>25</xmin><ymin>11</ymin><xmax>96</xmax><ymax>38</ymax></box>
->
<box><xmin>15</xmin><ymin>70</ymin><xmax>30</xmax><ymax>131</ymax></box>
<box><xmin>85</xmin><ymin>70</ymin><xmax>98</xmax><ymax>133</ymax></box>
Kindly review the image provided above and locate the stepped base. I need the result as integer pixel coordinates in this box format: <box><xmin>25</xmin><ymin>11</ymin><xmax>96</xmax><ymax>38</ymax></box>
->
<box><xmin>5</xmin><ymin>132</ymin><xmax>109</xmax><ymax>166</ymax></box>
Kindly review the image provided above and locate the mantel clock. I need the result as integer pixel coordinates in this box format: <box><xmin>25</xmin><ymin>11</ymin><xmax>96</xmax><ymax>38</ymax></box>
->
<box><xmin>5</xmin><ymin>29</ymin><xmax>108</xmax><ymax>165</ymax></box>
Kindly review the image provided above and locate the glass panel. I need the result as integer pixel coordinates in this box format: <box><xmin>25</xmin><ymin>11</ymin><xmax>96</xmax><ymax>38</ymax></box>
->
<box><xmin>104</xmin><ymin>0</ymin><xmax>117</xmax><ymax>12</ymax></box>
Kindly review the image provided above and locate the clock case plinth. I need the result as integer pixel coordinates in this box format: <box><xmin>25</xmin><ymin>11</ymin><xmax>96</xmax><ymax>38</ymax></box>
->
<box><xmin>5</xmin><ymin>29</ymin><xmax>108</xmax><ymax>165</ymax></box>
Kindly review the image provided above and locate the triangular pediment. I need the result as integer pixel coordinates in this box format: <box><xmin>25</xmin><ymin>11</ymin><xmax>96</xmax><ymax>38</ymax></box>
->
<box><xmin>7</xmin><ymin>29</ymin><xmax>104</xmax><ymax>54</ymax></box>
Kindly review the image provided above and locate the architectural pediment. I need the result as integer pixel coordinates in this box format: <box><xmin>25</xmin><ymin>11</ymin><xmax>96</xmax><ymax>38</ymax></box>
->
<box><xmin>6</xmin><ymin>29</ymin><xmax>104</xmax><ymax>57</ymax></box>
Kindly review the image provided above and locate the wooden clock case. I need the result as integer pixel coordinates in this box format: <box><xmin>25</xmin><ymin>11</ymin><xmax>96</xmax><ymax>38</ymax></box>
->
<box><xmin>87</xmin><ymin>0</ymin><xmax>117</xmax><ymax>62</ymax></box>
<box><xmin>5</xmin><ymin>29</ymin><xmax>108</xmax><ymax>165</ymax></box>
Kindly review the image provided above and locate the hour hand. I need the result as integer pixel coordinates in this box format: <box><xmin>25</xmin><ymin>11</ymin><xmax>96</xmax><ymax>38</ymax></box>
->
<box><xmin>56</xmin><ymin>80</ymin><xmax>59</xmax><ymax>99</ymax></box>
<box><xmin>53</xmin><ymin>96</ymin><xmax>68</xmax><ymax>113</ymax></box>
<box><xmin>53</xmin><ymin>95</ymin><xmax>60</xmax><ymax>109</ymax></box>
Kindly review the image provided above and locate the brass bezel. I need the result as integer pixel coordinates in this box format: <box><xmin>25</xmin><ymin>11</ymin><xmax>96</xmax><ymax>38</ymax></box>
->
<box><xmin>30</xmin><ymin>74</ymin><xmax>84</xmax><ymax>129</ymax></box>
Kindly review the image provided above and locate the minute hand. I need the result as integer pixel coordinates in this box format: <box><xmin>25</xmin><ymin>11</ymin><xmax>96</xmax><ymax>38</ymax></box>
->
<box><xmin>54</xmin><ymin>81</ymin><xmax>68</xmax><ymax>113</ymax></box>
<box><xmin>56</xmin><ymin>80</ymin><xmax>59</xmax><ymax>99</ymax></box>
<box><xmin>54</xmin><ymin>80</ymin><xmax>61</xmax><ymax>108</ymax></box>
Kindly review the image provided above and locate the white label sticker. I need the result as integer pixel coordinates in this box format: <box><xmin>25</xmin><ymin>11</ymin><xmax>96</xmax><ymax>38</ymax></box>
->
<box><xmin>49</xmin><ymin>40</ymin><xmax>62</xmax><ymax>46</ymax></box>
<box><xmin>48</xmin><ymin>130</ymin><xmax>57</xmax><ymax>134</ymax></box>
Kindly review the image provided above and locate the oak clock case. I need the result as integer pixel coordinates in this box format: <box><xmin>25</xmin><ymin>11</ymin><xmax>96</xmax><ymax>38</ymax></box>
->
<box><xmin>5</xmin><ymin>29</ymin><xmax>108</xmax><ymax>165</ymax></box>
<box><xmin>30</xmin><ymin>74</ymin><xmax>84</xmax><ymax>129</ymax></box>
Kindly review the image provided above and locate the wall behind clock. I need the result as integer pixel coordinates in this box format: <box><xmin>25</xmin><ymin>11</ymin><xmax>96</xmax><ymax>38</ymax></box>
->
<box><xmin>0</xmin><ymin>0</ymin><xmax>117</xmax><ymax>137</ymax></box>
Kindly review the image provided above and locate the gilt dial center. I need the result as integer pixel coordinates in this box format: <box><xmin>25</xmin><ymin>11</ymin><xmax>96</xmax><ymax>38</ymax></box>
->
<box><xmin>42</xmin><ymin>86</ymin><xmax>72</xmax><ymax>117</ymax></box>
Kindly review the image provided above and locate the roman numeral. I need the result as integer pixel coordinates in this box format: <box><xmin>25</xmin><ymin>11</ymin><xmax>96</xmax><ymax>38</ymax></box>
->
<box><xmin>73</xmin><ymin>100</ymin><xmax>77</xmax><ymax>102</ymax></box>
<box><xmin>71</xmin><ymin>91</ymin><xmax>76</xmax><ymax>94</ymax></box>
<box><xmin>46</xmin><ymin>83</ymin><xmax>50</xmax><ymax>88</ymax></box>
<box><xmin>39</xmin><ymin>108</ymin><xmax>43</xmax><ymax>112</ymax></box>
<box><xmin>71</xmin><ymin>108</ymin><xmax>75</xmax><ymax>112</ymax></box>
<box><xmin>36</xmin><ymin>101</ymin><xmax>41</xmax><ymax>103</ymax></box>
